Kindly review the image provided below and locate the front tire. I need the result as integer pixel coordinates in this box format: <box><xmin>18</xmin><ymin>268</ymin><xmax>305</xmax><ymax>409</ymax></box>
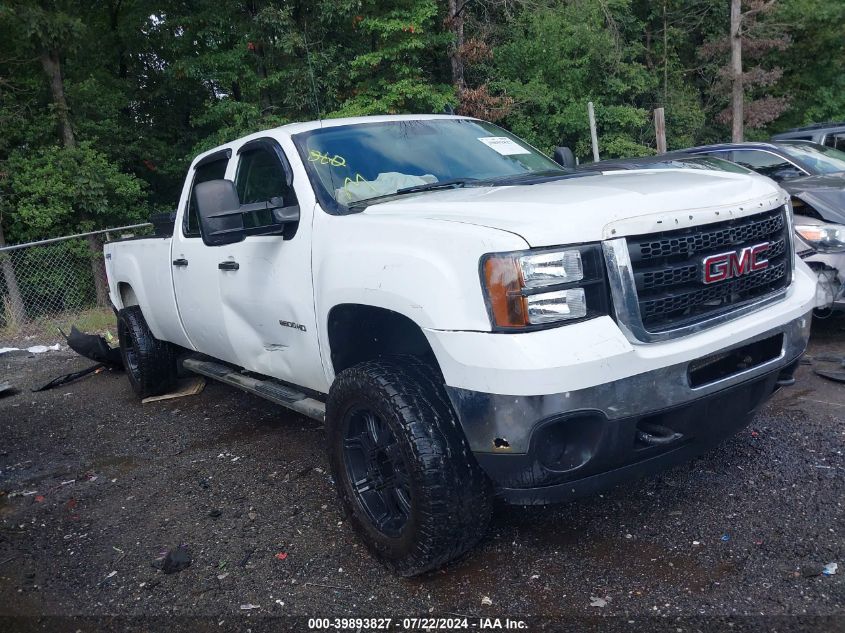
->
<box><xmin>116</xmin><ymin>306</ymin><xmax>178</xmax><ymax>398</ymax></box>
<box><xmin>326</xmin><ymin>358</ymin><xmax>493</xmax><ymax>576</ymax></box>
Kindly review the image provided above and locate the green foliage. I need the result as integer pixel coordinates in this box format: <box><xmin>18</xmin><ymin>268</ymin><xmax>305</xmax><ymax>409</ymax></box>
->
<box><xmin>0</xmin><ymin>0</ymin><xmax>842</xmax><ymax>245</ymax></box>
<box><xmin>490</xmin><ymin>0</ymin><xmax>656</xmax><ymax>160</ymax></box>
<box><xmin>335</xmin><ymin>1</ymin><xmax>455</xmax><ymax>116</ymax></box>
<box><xmin>3</xmin><ymin>143</ymin><xmax>146</xmax><ymax>242</ymax></box>
<box><xmin>771</xmin><ymin>0</ymin><xmax>845</xmax><ymax>129</ymax></box>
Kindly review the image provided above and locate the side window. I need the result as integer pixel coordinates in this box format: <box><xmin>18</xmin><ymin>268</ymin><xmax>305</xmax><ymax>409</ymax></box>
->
<box><xmin>184</xmin><ymin>158</ymin><xmax>228</xmax><ymax>237</ymax></box>
<box><xmin>730</xmin><ymin>150</ymin><xmax>798</xmax><ymax>180</ymax></box>
<box><xmin>699</xmin><ymin>150</ymin><xmax>733</xmax><ymax>161</ymax></box>
<box><xmin>824</xmin><ymin>133</ymin><xmax>845</xmax><ymax>151</ymax></box>
<box><xmin>235</xmin><ymin>146</ymin><xmax>297</xmax><ymax>229</ymax></box>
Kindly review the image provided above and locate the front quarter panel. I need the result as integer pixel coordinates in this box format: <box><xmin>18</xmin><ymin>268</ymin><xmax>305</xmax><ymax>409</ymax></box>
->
<box><xmin>312</xmin><ymin>212</ymin><xmax>528</xmax><ymax>383</ymax></box>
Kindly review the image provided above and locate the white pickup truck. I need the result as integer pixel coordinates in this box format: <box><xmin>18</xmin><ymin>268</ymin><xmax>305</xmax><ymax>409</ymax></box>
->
<box><xmin>105</xmin><ymin>114</ymin><xmax>816</xmax><ymax>576</ymax></box>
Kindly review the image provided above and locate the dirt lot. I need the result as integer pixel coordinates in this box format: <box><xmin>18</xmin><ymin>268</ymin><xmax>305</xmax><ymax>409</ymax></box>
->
<box><xmin>0</xmin><ymin>318</ymin><xmax>843</xmax><ymax>628</ymax></box>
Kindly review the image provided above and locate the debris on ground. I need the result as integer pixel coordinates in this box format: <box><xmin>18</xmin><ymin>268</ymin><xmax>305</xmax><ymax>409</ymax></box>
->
<box><xmin>33</xmin><ymin>365</ymin><xmax>107</xmax><ymax>392</ymax></box>
<box><xmin>720</xmin><ymin>534</ymin><xmax>731</xmax><ymax>542</ymax></box>
<box><xmin>155</xmin><ymin>545</ymin><xmax>191</xmax><ymax>574</ymax></box>
<box><xmin>480</xmin><ymin>596</ymin><xmax>492</xmax><ymax>606</ymax></box>
<box><xmin>0</xmin><ymin>344</ymin><xmax>62</xmax><ymax>355</ymax></box>
<box><xmin>65</xmin><ymin>326</ymin><xmax>122</xmax><ymax>367</ymax></box>
<box><xmin>275</xmin><ymin>552</ymin><xmax>288</xmax><ymax>561</ymax></box>
<box><xmin>239</xmin><ymin>548</ymin><xmax>255</xmax><ymax>568</ymax></box>
<box><xmin>807</xmin><ymin>353</ymin><xmax>845</xmax><ymax>383</ymax></box>
<box><xmin>141</xmin><ymin>376</ymin><xmax>206</xmax><ymax>404</ymax></box>
<box><xmin>239</xmin><ymin>603</ymin><xmax>261</xmax><ymax>610</ymax></box>
<box><xmin>814</xmin><ymin>368</ymin><xmax>845</xmax><ymax>383</ymax></box>
<box><xmin>823</xmin><ymin>562</ymin><xmax>838</xmax><ymax>576</ymax></box>
<box><xmin>32</xmin><ymin>327</ymin><xmax>123</xmax><ymax>392</ymax></box>
<box><xmin>589</xmin><ymin>596</ymin><xmax>609</xmax><ymax>608</ymax></box>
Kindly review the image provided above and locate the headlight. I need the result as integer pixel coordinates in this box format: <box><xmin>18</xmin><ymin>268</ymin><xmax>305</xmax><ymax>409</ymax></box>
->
<box><xmin>481</xmin><ymin>245</ymin><xmax>608</xmax><ymax>329</ymax></box>
<box><xmin>795</xmin><ymin>223</ymin><xmax>845</xmax><ymax>253</ymax></box>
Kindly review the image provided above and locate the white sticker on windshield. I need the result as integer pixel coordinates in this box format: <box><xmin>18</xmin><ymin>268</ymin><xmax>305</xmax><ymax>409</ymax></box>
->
<box><xmin>477</xmin><ymin>136</ymin><xmax>532</xmax><ymax>155</ymax></box>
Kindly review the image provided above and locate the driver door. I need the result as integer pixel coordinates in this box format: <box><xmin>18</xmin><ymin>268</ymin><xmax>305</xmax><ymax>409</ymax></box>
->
<box><xmin>216</xmin><ymin>139</ymin><xmax>325</xmax><ymax>392</ymax></box>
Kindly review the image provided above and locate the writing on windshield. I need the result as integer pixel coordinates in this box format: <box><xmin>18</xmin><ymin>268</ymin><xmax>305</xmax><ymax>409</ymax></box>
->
<box><xmin>293</xmin><ymin>119</ymin><xmax>562</xmax><ymax>206</ymax></box>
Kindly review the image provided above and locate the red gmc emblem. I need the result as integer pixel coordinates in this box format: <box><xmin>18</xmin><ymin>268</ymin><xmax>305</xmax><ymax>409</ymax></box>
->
<box><xmin>702</xmin><ymin>242</ymin><xmax>770</xmax><ymax>284</ymax></box>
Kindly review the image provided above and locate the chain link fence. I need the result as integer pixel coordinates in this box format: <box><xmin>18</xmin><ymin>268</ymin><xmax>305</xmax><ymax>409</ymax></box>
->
<box><xmin>0</xmin><ymin>224</ymin><xmax>152</xmax><ymax>340</ymax></box>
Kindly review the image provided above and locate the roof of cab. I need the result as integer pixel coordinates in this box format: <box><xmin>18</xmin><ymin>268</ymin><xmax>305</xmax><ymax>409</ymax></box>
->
<box><xmin>277</xmin><ymin>113</ymin><xmax>474</xmax><ymax>135</ymax></box>
<box><xmin>190</xmin><ymin>114</ymin><xmax>475</xmax><ymax>167</ymax></box>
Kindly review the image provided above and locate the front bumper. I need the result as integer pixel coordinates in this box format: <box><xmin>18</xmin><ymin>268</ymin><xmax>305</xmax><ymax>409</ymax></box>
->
<box><xmin>445</xmin><ymin>313</ymin><xmax>811</xmax><ymax>504</ymax></box>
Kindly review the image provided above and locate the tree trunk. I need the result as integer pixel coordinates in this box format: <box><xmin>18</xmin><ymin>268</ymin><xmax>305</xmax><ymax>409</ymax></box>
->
<box><xmin>87</xmin><ymin>233</ymin><xmax>109</xmax><ymax>307</ymax></box>
<box><xmin>730</xmin><ymin>0</ymin><xmax>743</xmax><ymax>142</ymax></box>
<box><xmin>40</xmin><ymin>49</ymin><xmax>76</xmax><ymax>149</ymax></box>
<box><xmin>0</xmin><ymin>223</ymin><xmax>26</xmax><ymax>326</ymax></box>
<box><xmin>41</xmin><ymin>47</ymin><xmax>110</xmax><ymax>307</ymax></box>
<box><xmin>447</xmin><ymin>0</ymin><xmax>467</xmax><ymax>97</ymax></box>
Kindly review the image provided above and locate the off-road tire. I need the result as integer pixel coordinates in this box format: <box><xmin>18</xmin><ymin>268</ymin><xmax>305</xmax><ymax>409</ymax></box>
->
<box><xmin>326</xmin><ymin>357</ymin><xmax>493</xmax><ymax>576</ymax></box>
<box><xmin>117</xmin><ymin>305</ymin><xmax>179</xmax><ymax>398</ymax></box>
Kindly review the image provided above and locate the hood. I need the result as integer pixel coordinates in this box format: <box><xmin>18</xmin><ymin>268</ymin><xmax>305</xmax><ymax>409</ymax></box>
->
<box><xmin>780</xmin><ymin>173</ymin><xmax>845</xmax><ymax>224</ymax></box>
<box><xmin>362</xmin><ymin>169</ymin><xmax>786</xmax><ymax>247</ymax></box>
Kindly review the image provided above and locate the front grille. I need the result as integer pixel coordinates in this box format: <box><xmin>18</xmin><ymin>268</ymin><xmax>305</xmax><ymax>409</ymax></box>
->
<box><xmin>626</xmin><ymin>207</ymin><xmax>791</xmax><ymax>332</ymax></box>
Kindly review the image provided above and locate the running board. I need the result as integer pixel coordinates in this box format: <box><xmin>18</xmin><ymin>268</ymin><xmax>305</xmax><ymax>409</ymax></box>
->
<box><xmin>182</xmin><ymin>357</ymin><xmax>325</xmax><ymax>422</ymax></box>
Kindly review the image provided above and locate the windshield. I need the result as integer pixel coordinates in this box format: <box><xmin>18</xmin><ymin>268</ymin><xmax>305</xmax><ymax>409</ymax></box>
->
<box><xmin>292</xmin><ymin>119</ymin><xmax>564</xmax><ymax>207</ymax></box>
<box><xmin>780</xmin><ymin>142</ymin><xmax>845</xmax><ymax>175</ymax></box>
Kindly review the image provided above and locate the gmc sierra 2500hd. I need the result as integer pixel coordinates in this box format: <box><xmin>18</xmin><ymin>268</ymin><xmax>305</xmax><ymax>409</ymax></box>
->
<box><xmin>105</xmin><ymin>115</ymin><xmax>816</xmax><ymax>576</ymax></box>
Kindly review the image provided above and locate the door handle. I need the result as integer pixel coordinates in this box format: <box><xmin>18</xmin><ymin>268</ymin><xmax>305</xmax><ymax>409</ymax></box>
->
<box><xmin>218</xmin><ymin>261</ymin><xmax>240</xmax><ymax>271</ymax></box>
<box><xmin>172</xmin><ymin>258</ymin><xmax>189</xmax><ymax>267</ymax></box>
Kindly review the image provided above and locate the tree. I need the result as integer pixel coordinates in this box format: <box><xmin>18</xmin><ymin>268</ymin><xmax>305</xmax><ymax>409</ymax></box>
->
<box><xmin>770</xmin><ymin>0</ymin><xmax>845</xmax><ymax>129</ymax></box>
<box><xmin>700</xmin><ymin>0</ymin><xmax>790</xmax><ymax>141</ymax></box>
<box><xmin>334</xmin><ymin>1</ymin><xmax>455</xmax><ymax>115</ymax></box>
<box><xmin>0</xmin><ymin>0</ymin><xmax>148</xmax><ymax>307</ymax></box>
<box><xmin>490</xmin><ymin>0</ymin><xmax>656</xmax><ymax>160</ymax></box>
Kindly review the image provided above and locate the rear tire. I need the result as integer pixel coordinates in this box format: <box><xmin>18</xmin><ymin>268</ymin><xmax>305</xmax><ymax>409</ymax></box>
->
<box><xmin>326</xmin><ymin>357</ymin><xmax>493</xmax><ymax>576</ymax></box>
<box><xmin>116</xmin><ymin>306</ymin><xmax>178</xmax><ymax>398</ymax></box>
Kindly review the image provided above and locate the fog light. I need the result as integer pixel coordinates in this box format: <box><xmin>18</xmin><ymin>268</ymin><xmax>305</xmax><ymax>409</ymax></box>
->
<box><xmin>526</xmin><ymin>288</ymin><xmax>586</xmax><ymax>324</ymax></box>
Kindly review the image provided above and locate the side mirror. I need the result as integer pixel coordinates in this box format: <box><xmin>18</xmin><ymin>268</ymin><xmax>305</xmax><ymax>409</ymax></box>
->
<box><xmin>194</xmin><ymin>180</ymin><xmax>245</xmax><ymax>246</ymax></box>
<box><xmin>194</xmin><ymin>180</ymin><xmax>300</xmax><ymax>247</ymax></box>
<box><xmin>553</xmin><ymin>146</ymin><xmax>576</xmax><ymax>169</ymax></box>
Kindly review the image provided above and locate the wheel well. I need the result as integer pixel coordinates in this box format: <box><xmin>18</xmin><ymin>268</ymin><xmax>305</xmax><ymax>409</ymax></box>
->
<box><xmin>327</xmin><ymin>304</ymin><xmax>439</xmax><ymax>375</ymax></box>
<box><xmin>118</xmin><ymin>282</ymin><xmax>139</xmax><ymax>308</ymax></box>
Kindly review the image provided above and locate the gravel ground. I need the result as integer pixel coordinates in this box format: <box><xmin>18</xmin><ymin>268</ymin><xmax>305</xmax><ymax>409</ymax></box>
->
<box><xmin>0</xmin><ymin>319</ymin><xmax>843</xmax><ymax>628</ymax></box>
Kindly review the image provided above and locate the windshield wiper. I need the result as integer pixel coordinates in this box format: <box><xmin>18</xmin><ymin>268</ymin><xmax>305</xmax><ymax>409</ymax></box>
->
<box><xmin>347</xmin><ymin>178</ymin><xmax>476</xmax><ymax>209</ymax></box>
<box><xmin>478</xmin><ymin>169</ymin><xmax>581</xmax><ymax>186</ymax></box>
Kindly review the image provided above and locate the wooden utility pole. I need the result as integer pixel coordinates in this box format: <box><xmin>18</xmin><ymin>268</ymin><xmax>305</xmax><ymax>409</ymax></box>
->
<box><xmin>654</xmin><ymin>107</ymin><xmax>667</xmax><ymax>153</ymax></box>
<box><xmin>587</xmin><ymin>102</ymin><xmax>600</xmax><ymax>162</ymax></box>
<box><xmin>730</xmin><ymin>0</ymin><xmax>743</xmax><ymax>142</ymax></box>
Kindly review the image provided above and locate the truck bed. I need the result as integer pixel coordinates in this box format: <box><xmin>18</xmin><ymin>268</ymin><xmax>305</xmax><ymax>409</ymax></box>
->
<box><xmin>103</xmin><ymin>236</ymin><xmax>193</xmax><ymax>349</ymax></box>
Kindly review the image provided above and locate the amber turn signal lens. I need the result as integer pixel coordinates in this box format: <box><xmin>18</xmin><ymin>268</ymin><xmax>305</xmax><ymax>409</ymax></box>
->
<box><xmin>483</xmin><ymin>255</ymin><xmax>528</xmax><ymax>328</ymax></box>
